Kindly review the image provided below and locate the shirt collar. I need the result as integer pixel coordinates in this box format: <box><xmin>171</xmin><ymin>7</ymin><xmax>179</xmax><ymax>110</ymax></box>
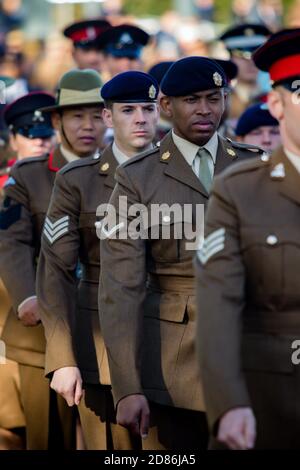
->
<box><xmin>284</xmin><ymin>147</ymin><xmax>300</xmax><ymax>174</ymax></box>
<box><xmin>60</xmin><ymin>145</ymin><xmax>80</xmax><ymax>163</ymax></box>
<box><xmin>171</xmin><ymin>130</ymin><xmax>218</xmax><ymax>166</ymax></box>
<box><xmin>112</xmin><ymin>141</ymin><xmax>130</xmax><ymax>166</ymax></box>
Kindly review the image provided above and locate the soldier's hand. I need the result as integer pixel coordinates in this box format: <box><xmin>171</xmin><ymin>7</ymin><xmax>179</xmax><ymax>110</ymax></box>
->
<box><xmin>217</xmin><ymin>407</ymin><xmax>256</xmax><ymax>450</ymax></box>
<box><xmin>117</xmin><ymin>394</ymin><xmax>150</xmax><ymax>439</ymax></box>
<box><xmin>50</xmin><ymin>366</ymin><xmax>83</xmax><ymax>407</ymax></box>
<box><xmin>18</xmin><ymin>297</ymin><xmax>41</xmax><ymax>327</ymax></box>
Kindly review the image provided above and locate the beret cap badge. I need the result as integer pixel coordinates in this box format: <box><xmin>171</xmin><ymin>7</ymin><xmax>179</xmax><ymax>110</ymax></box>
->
<box><xmin>148</xmin><ymin>84</ymin><xmax>156</xmax><ymax>99</ymax></box>
<box><xmin>213</xmin><ymin>72</ymin><xmax>223</xmax><ymax>87</ymax></box>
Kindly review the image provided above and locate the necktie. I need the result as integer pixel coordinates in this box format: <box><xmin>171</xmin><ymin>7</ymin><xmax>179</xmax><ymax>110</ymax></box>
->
<box><xmin>193</xmin><ymin>148</ymin><xmax>213</xmax><ymax>193</ymax></box>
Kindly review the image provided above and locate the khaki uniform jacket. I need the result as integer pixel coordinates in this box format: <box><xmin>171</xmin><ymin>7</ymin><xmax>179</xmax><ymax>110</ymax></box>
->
<box><xmin>195</xmin><ymin>147</ymin><xmax>300</xmax><ymax>447</ymax></box>
<box><xmin>0</xmin><ymin>147</ymin><xmax>68</xmax><ymax>367</ymax></box>
<box><xmin>37</xmin><ymin>146</ymin><xmax>116</xmax><ymax>383</ymax></box>
<box><xmin>99</xmin><ymin>131</ymin><xmax>261</xmax><ymax>412</ymax></box>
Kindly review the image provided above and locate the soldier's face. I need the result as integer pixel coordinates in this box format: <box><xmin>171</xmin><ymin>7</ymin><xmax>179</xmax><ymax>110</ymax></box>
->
<box><xmin>72</xmin><ymin>48</ymin><xmax>105</xmax><ymax>72</ymax></box>
<box><xmin>268</xmin><ymin>87</ymin><xmax>300</xmax><ymax>154</ymax></box>
<box><xmin>102</xmin><ymin>102</ymin><xmax>159</xmax><ymax>157</ymax></box>
<box><xmin>54</xmin><ymin>106</ymin><xmax>106</xmax><ymax>157</ymax></box>
<box><xmin>161</xmin><ymin>89</ymin><xmax>226</xmax><ymax>146</ymax></box>
<box><xmin>9</xmin><ymin>133</ymin><xmax>55</xmax><ymax>159</ymax></box>
<box><xmin>105</xmin><ymin>55</ymin><xmax>143</xmax><ymax>78</ymax></box>
<box><xmin>242</xmin><ymin>125</ymin><xmax>281</xmax><ymax>153</ymax></box>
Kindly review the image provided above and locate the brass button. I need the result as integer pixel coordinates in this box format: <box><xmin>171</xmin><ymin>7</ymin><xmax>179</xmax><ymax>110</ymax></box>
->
<box><xmin>101</xmin><ymin>163</ymin><xmax>109</xmax><ymax>171</ymax></box>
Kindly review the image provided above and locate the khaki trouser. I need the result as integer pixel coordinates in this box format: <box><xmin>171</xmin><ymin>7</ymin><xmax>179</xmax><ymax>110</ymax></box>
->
<box><xmin>78</xmin><ymin>384</ymin><xmax>141</xmax><ymax>450</ymax></box>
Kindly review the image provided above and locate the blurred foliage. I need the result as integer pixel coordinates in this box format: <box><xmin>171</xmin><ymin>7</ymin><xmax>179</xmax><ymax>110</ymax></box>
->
<box><xmin>123</xmin><ymin>0</ymin><xmax>295</xmax><ymax>24</ymax></box>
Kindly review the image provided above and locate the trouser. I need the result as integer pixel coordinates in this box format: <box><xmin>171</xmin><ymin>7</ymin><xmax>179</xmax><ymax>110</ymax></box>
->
<box><xmin>143</xmin><ymin>402</ymin><xmax>209</xmax><ymax>450</ymax></box>
<box><xmin>78</xmin><ymin>384</ymin><xmax>141</xmax><ymax>450</ymax></box>
<box><xmin>19</xmin><ymin>364</ymin><xmax>76</xmax><ymax>450</ymax></box>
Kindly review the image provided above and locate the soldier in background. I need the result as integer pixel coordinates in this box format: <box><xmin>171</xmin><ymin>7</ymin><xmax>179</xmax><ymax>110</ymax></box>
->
<box><xmin>220</xmin><ymin>23</ymin><xmax>270</xmax><ymax>131</ymax></box>
<box><xmin>63</xmin><ymin>19</ymin><xmax>111</xmax><ymax>73</ymax></box>
<box><xmin>0</xmin><ymin>69</ymin><xmax>104</xmax><ymax>449</ymax></box>
<box><xmin>196</xmin><ymin>28</ymin><xmax>300</xmax><ymax>449</ymax></box>
<box><xmin>235</xmin><ymin>102</ymin><xmax>280</xmax><ymax>153</ymax></box>
<box><xmin>96</xmin><ymin>24</ymin><xmax>150</xmax><ymax>79</ymax></box>
<box><xmin>36</xmin><ymin>71</ymin><xmax>159</xmax><ymax>449</ymax></box>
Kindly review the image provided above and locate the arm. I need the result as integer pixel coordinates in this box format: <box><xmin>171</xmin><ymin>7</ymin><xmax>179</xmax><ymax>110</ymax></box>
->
<box><xmin>195</xmin><ymin>174</ymin><xmax>255</xmax><ymax>449</ymax></box>
<box><xmin>99</xmin><ymin>166</ymin><xmax>149</xmax><ymax>437</ymax></box>
<box><xmin>36</xmin><ymin>171</ymin><xmax>82</xmax><ymax>404</ymax></box>
<box><xmin>0</xmin><ymin>167</ymin><xmax>37</xmax><ymax>320</ymax></box>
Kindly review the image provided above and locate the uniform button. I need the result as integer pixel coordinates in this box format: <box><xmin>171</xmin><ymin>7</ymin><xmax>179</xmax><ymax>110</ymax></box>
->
<box><xmin>261</xmin><ymin>153</ymin><xmax>269</xmax><ymax>162</ymax></box>
<box><xmin>266</xmin><ymin>234</ymin><xmax>278</xmax><ymax>245</ymax></box>
<box><xmin>163</xmin><ymin>215</ymin><xmax>171</xmax><ymax>223</ymax></box>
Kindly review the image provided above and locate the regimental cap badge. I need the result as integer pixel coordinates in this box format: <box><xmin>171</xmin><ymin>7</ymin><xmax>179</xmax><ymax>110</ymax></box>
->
<box><xmin>213</xmin><ymin>72</ymin><xmax>222</xmax><ymax>87</ymax></box>
<box><xmin>118</xmin><ymin>33</ymin><xmax>133</xmax><ymax>47</ymax></box>
<box><xmin>101</xmin><ymin>162</ymin><xmax>109</xmax><ymax>172</ymax></box>
<box><xmin>87</xmin><ymin>27</ymin><xmax>96</xmax><ymax>40</ymax></box>
<box><xmin>227</xmin><ymin>148</ymin><xmax>236</xmax><ymax>157</ymax></box>
<box><xmin>33</xmin><ymin>110</ymin><xmax>44</xmax><ymax>122</ymax></box>
<box><xmin>149</xmin><ymin>84</ymin><xmax>156</xmax><ymax>99</ymax></box>
<box><xmin>161</xmin><ymin>151</ymin><xmax>170</xmax><ymax>161</ymax></box>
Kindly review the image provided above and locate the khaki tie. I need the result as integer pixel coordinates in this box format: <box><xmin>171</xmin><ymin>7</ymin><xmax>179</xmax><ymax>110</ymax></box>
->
<box><xmin>193</xmin><ymin>148</ymin><xmax>213</xmax><ymax>193</ymax></box>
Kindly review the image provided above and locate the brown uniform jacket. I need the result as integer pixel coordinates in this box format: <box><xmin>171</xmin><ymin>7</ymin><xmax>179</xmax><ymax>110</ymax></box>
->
<box><xmin>37</xmin><ymin>146</ymin><xmax>116</xmax><ymax>383</ymax></box>
<box><xmin>0</xmin><ymin>147</ymin><xmax>68</xmax><ymax>367</ymax></box>
<box><xmin>195</xmin><ymin>147</ymin><xmax>300</xmax><ymax>448</ymax></box>
<box><xmin>99</xmin><ymin>131</ymin><xmax>262</xmax><ymax>412</ymax></box>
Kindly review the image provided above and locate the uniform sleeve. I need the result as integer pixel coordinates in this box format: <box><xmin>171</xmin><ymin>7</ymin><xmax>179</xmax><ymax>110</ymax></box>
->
<box><xmin>195</xmin><ymin>174</ymin><xmax>251</xmax><ymax>433</ymax></box>
<box><xmin>36</xmin><ymin>172</ymin><xmax>80</xmax><ymax>376</ymax></box>
<box><xmin>0</xmin><ymin>167</ymin><xmax>36</xmax><ymax>312</ymax></box>
<box><xmin>99</xmin><ymin>166</ymin><xmax>146</xmax><ymax>405</ymax></box>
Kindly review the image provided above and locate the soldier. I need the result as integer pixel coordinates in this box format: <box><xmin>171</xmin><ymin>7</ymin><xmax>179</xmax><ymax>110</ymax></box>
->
<box><xmin>0</xmin><ymin>92</ymin><xmax>56</xmax><ymax>189</ymax></box>
<box><xmin>36</xmin><ymin>71</ymin><xmax>160</xmax><ymax>450</ymax></box>
<box><xmin>0</xmin><ymin>68</ymin><xmax>105</xmax><ymax>449</ymax></box>
<box><xmin>220</xmin><ymin>24</ymin><xmax>270</xmax><ymax>130</ymax></box>
<box><xmin>63</xmin><ymin>19</ymin><xmax>111</xmax><ymax>72</ymax></box>
<box><xmin>196</xmin><ymin>28</ymin><xmax>300</xmax><ymax>449</ymax></box>
<box><xmin>99</xmin><ymin>56</ymin><xmax>263</xmax><ymax>450</ymax></box>
<box><xmin>235</xmin><ymin>102</ymin><xmax>280</xmax><ymax>153</ymax></box>
<box><xmin>96</xmin><ymin>24</ymin><xmax>150</xmax><ymax>79</ymax></box>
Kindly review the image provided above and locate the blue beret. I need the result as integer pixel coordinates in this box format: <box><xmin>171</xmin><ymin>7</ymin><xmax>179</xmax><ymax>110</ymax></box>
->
<box><xmin>4</xmin><ymin>92</ymin><xmax>55</xmax><ymax>138</ymax></box>
<box><xmin>148</xmin><ymin>61</ymin><xmax>174</xmax><ymax>85</ymax></box>
<box><xmin>101</xmin><ymin>71</ymin><xmax>159</xmax><ymax>103</ymax></box>
<box><xmin>160</xmin><ymin>56</ymin><xmax>227</xmax><ymax>96</ymax></box>
<box><xmin>235</xmin><ymin>103</ymin><xmax>278</xmax><ymax>136</ymax></box>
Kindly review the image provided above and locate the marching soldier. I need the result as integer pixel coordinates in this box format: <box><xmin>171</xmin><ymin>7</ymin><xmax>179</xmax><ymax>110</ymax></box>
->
<box><xmin>63</xmin><ymin>19</ymin><xmax>111</xmax><ymax>73</ymax></box>
<box><xmin>36</xmin><ymin>71</ymin><xmax>160</xmax><ymax>449</ymax></box>
<box><xmin>196</xmin><ymin>28</ymin><xmax>300</xmax><ymax>449</ymax></box>
<box><xmin>0</xmin><ymin>68</ymin><xmax>105</xmax><ymax>449</ymax></box>
<box><xmin>99</xmin><ymin>57</ymin><xmax>263</xmax><ymax>450</ymax></box>
<box><xmin>235</xmin><ymin>102</ymin><xmax>281</xmax><ymax>153</ymax></box>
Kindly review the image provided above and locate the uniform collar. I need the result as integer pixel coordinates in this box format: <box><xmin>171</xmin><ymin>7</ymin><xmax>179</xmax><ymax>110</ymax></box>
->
<box><xmin>171</xmin><ymin>129</ymin><xmax>218</xmax><ymax>167</ymax></box>
<box><xmin>284</xmin><ymin>147</ymin><xmax>300</xmax><ymax>174</ymax></box>
<box><xmin>60</xmin><ymin>144</ymin><xmax>80</xmax><ymax>163</ymax></box>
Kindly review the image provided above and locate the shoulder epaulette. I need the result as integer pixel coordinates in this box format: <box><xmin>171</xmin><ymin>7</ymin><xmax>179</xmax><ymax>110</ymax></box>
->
<box><xmin>14</xmin><ymin>154</ymin><xmax>48</xmax><ymax>168</ymax></box>
<box><xmin>122</xmin><ymin>145</ymin><xmax>159</xmax><ymax>168</ymax></box>
<box><xmin>59</xmin><ymin>154</ymin><xmax>101</xmax><ymax>175</ymax></box>
<box><xmin>223</xmin><ymin>152</ymin><xmax>271</xmax><ymax>179</ymax></box>
<box><xmin>227</xmin><ymin>138</ymin><xmax>264</xmax><ymax>154</ymax></box>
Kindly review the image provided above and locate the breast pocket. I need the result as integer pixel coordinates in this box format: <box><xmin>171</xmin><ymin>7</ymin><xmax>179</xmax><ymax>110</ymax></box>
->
<box><xmin>240</xmin><ymin>226</ymin><xmax>300</xmax><ymax>298</ymax></box>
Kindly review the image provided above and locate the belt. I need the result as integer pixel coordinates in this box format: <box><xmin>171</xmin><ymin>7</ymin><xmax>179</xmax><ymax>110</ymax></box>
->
<box><xmin>81</xmin><ymin>264</ymin><xmax>100</xmax><ymax>283</ymax></box>
<box><xmin>147</xmin><ymin>273</ymin><xmax>195</xmax><ymax>294</ymax></box>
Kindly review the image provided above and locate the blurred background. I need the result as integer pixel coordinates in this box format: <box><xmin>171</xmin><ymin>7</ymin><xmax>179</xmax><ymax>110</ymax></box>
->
<box><xmin>0</xmin><ymin>0</ymin><xmax>297</xmax><ymax>95</ymax></box>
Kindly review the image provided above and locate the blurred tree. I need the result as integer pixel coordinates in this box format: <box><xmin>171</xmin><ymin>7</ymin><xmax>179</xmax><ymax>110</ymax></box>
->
<box><xmin>123</xmin><ymin>0</ymin><xmax>172</xmax><ymax>16</ymax></box>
